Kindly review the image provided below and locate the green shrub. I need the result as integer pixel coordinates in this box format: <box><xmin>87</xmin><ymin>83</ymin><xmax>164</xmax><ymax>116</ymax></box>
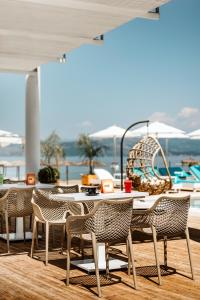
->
<box><xmin>38</xmin><ymin>166</ymin><xmax>60</xmax><ymax>184</ymax></box>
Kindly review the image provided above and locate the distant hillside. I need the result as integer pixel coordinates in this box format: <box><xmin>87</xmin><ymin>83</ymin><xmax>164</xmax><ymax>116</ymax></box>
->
<box><xmin>61</xmin><ymin>138</ymin><xmax>200</xmax><ymax>157</ymax></box>
<box><xmin>0</xmin><ymin>138</ymin><xmax>199</xmax><ymax>157</ymax></box>
<box><xmin>0</xmin><ymin>144</ymin><xmax>24</xmax><ymax>156</ymax></box>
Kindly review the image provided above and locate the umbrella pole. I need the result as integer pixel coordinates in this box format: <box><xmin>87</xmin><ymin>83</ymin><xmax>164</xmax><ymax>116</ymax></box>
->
<box><xmin>65</xmin><ymin>166</ymin><xmax>69</xmax><ymax>184</ymax></box>
<box><xmin>113</xmin><ymin>136</ymin><xmax>116</xmax><ymax>164</ymax></box>
<box><xmin>16</xmin><ymin>165</ymin><xmax>20</xmax><ymax>180</ymax></box>
<box><xmin>165</xmin><ymin>139</ymin><xmax>169</xmax><ymax>166</ymax></box>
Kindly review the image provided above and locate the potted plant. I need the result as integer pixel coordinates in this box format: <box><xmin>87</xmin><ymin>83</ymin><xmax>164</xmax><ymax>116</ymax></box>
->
<box><xmin>38</xmin><ymin>165</ymin><xmax>60</xmax><ymax>184</ymax></box>
<box><xmin>77</xmin><ymin>134</ymin><xmax>105</xmax><ymax>185</ymax></box>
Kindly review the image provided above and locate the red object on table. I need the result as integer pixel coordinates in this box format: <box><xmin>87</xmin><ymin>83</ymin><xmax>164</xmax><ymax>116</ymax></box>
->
<box><xmin>124</xmin><ymin>179</ymin><xmax>132</xmax><ymax>193</ymax></box>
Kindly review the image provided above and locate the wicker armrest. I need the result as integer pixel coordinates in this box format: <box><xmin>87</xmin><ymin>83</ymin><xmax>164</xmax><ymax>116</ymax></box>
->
<box><xmin>0</xmin><ymin>189</ymin><xmax>11</xmax><ymax>212</ymax></box>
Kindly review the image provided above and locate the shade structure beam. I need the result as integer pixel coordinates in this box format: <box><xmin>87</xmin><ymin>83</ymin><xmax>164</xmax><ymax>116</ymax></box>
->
<box><xmin>0</xmin><ymin>0</ymin><xmax>170</xmax><ymax>72</ymax></box>
<box><xmin>25</xmin><ymin>68</ymin><xmax>40</xmax><ymax>175</ymax></box>
<box><xmin>12</xmin><ymin>0</ymin><xmax>163</xmax><ymax>18</ymax></box>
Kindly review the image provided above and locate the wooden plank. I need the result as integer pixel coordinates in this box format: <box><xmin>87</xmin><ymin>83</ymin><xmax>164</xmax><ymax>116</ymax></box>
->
<box><xmin>0</xmin><ymin>215</ymin><xmax>199</xmax><ymax>300</ymax></box>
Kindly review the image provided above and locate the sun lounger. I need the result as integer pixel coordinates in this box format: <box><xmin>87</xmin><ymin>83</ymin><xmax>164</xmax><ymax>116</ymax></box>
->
<box><xmin>159</xmin><ymin>167</ymin><xmax>191</xmax><ymax>179</ymax></box>
<box><xmin>190</xmin><ymin>165</ymin><xmax>200</xmax><ymax>180</ymax></box>
<box><xmin>93</xmin><ymin>168</ymin><xmax>123</xmax><ymax>187</ymax></box>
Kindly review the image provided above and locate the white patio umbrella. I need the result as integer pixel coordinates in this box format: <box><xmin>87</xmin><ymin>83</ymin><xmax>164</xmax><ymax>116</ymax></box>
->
<box><xmin>0</xmin><ymin>130</ymin><xmax>23</xmax><ymax>147</ymax></box>
<box><xmin>188</xmin><ymin>129</ymin><xmax>200</xmax><ymax>139</ymax></box>
<box><xmin>89</xmin><ymin>125</ymin><xmax>132</xmax><ymax>163</ymax></box>
<box><xmin>130</xmin><ymin>121</ymin><xmax>188</xmax><ymax>158</ymax></box>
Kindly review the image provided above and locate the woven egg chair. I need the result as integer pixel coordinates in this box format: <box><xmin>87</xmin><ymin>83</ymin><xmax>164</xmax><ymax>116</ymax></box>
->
<box><xmin>126</xmin><ymin>136</ymin><xmax>172</xmax><ymax>195</ymax></box>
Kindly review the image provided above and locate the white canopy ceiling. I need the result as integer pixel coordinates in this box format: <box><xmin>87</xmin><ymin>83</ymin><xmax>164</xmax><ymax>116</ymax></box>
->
<box><xmin>0</xmin><ymin>0</ymin><xmax>170</xmax><ymax>73</ymax></box>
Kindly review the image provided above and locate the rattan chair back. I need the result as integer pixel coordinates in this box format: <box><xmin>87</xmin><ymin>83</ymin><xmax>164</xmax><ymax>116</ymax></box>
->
<box><xmin>132</xmin><ymin>195</ymin><xmax>190</xmax><ymax>236</ymax></box>
<box><xmin>0</xmin><ymin>188</ymin><xmax>33</xmax><ymax>217</ymax></box>
<box><xmin>32</xmin><ymin>189</ymin><xmax>83</xmax><ymax>222</ymax></box>
<box><xmin>67</xmin><ymin>198</ymin><xmax>133</xmax><ymax>243</ymax></box>
<box><xmin>32</xmin><ymin>189</ymin><xmax>69</xmax><ymax>222</ymax></box>
<box><xmin>126</xmin><ymin>136</ymin><xmax>172</xmax><ymax>195</ymax></box>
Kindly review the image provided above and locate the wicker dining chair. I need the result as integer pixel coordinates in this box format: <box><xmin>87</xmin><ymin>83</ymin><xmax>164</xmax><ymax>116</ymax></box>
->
<box><xmin>131</xmin><ymin>195</ymin><xmax>194</xmax><ymax>284</ymax></box>
<box><xmin>66</xmin><ymin>198</ymin><xmax>137</xmax><ymax>298</ymax></box>
<box><xmin>0</xmin><ymin>187</ymin><xmax>34</xmax><ymax>253</ymax></box>
<box><xmin>30</xmin><ymin>189</ymin><xmax>82</xmax><ymax>265</ymax></box>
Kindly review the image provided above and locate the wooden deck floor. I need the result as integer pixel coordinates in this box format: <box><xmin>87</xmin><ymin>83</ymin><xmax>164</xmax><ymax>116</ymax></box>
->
<box><xmin>0</xmin><ymin>213</ymin><xmax>199</xmax><ymax>300</ymax></box>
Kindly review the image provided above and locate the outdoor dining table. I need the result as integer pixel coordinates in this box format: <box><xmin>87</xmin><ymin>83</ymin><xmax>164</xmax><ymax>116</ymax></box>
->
<box><xmin>0</xmin><ymin>183</ymin><xmax>54</xmax><ymax>241</ymax></box>
<box><xmin>53</xmin><ymin>190</ymin><xmax>152</xmax><ymax>272</ymax></box>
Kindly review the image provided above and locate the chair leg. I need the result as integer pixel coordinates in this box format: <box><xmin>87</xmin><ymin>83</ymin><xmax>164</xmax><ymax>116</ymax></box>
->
<box><xmin>127</xmin><ymin>229</ymin><xmax>137</xmax><ymax>289</ymax></box>
<box><xmin>66</xmin><ymin>233</ymin><xmax>71</xmax><ymax>286</ymax></box>
<box><xmin>152</xmin><ymin>226</ymin><xmax>161</xmax><ymax>285</ymax></box>
<box><xmin>80</xmin><ymin>233</ymin><xmax>84</xmax><ymax>258</ymax></box>
<box><xmin>23</xmin><ymin>216</ymin><xmax>26</xmax><ymax>243</ymax></box>
<box><xmin>61</xmin><ymin>225</ymin><xmax>65</xmax><ymax>254</ymax></box>
<box><xmin>0</xmin><ymin>215</ymin><xmax>3</xmax><ymax>233</ymax></box>
<box><xmin>105</xmin><ymin>242</ymin><xmax>110</xmax><ymax>279</ymax></box>
<box><xmin>35</xmin><ymin>222</ymin><xmax>39</xmax><ymax>249</ymax></box>
<box><xmin>30</xmin><ymin>218</ymin><xmax>37</xmax><ymax>258</ymax></box>
<box><xmin>91</xmin><ymin>232</ymin><xmax>101</xmax><ymax>298</ymax></box>
<box><xmin>35</xmin><ymin>222</ymin><xmax>40</xmax><ymax>249</ymax></box>
<box><xmin>52</xmin><ymin>225</ymin><xmax>55</xmax><ymax>248</ymax></box>
<box><xmin>185</xmin><ymin>227</ymin><xmax>195</xmax><ymax>280</ymax></box>
<box><xmin>45</xmin><ymin>222</ymin><xmax>49</xmax><ymax>266</ymax></box>
<box><xmin>163</xmin><ymin>236</ymin><xmax>167</xmax><ymax>270</ymax></box>
<box><xmin>5</xmin><ymin>211</ymin><xmax>10</xmax><ymax>253</ymax></box>
<box><xmin>126</xmin><ymin>239</ymin><xmax>131</xmax><ymax>276</ymax></box>
<box><xmin>29</xmin><ymin>214</ymin><xmax>32</xmax><ymax>229</ymax></box>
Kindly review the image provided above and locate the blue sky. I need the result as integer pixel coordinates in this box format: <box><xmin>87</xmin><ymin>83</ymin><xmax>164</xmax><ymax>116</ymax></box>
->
<box><xmin>0</xmin><ymin>0</ymin><xmax>200</xmax><ymax>140</ymax></box>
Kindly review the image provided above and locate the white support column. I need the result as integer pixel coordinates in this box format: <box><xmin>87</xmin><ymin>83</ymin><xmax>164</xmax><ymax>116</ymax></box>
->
<box><xmin>25</xmin><ymin>68</ymin><xmax>40</xmax><ymax>175</ymax></box>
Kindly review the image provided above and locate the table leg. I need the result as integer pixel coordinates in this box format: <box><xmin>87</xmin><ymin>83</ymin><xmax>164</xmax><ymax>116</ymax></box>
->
<box><xmin>71</xmin><ymin>242</ymin><xmax>128</xmax><ymax>272</ymax></box>
<box><xmin>0</xmin><ymin>217</ymin><xmax>33</xmax><ymax>241</ymax></box>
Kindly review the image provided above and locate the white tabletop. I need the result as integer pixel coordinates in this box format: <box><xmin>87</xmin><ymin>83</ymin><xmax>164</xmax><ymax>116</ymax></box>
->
<box><xmin>54</xmin><ymin>191</ymin><xmax>147</xmax><ymax>201</ymax></box>
<box><xmin>53</xmin><ymin>191</ymin><xmax>156</xmax><ymax>209</ymax></box>
<box><xmin>0</xmin><ymin>183</ymin><xmax>55</xmax><ymax>190</ymax></box>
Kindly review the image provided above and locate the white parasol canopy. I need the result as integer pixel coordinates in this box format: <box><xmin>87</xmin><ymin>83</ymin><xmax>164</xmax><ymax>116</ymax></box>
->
<box><xmin>129</xmin><ymin>121</ymin><xmax>188</xmax><ymax>157</ymax></box>
<box><xmin>188</xmin><ymin>129</ymin><xmax>200</xmax><ymax>139</ymax></box>
<box><xmin>0</xmin><ymin>130</ymin><xmax>23</xmax><ymax>147</ymax></box>
<box><xmin>89</xmin><ymin>125</ymin><xmax>132</xmax><ymax>163</ymax></box>
<box><xmin>130</xmin><ymin>121</ymin><xmax>187</xmax><ymax>138</ymax></box>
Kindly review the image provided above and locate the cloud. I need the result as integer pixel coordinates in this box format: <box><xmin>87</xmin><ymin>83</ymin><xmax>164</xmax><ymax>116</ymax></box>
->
<box><xmin>148</xmin><ymin>111</ymin><xmax>174</xmax><ymax>125</ymax></box>
<box><xmin>178</xmin><ymin>107</ymin><xmax>199</xmax><ymax>118</ymax></box>
<box><xmin>81</xmin><ymin>120</ymin><xmax>92</xmax><ymax>128</ymax></box>
<box><xmin>148</xmin><ymin>106</ymin><xmax>200</xmax><ymax>131</ymax></box>
<box><xmin>77</xmin><ymin>120</ymin><xmax>93</xmax><ymax>128</ymax></box>
<box><xmin>177</xmin><ymin>107</ymin><xmax>200</xmax><ymax>129</ymax></box>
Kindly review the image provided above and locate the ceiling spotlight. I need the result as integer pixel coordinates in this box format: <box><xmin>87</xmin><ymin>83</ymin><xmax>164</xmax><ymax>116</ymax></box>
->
<box><xmin>59</xmin><ymin>54</ymin><xmax>66</xmax><ymax>63</ymax></box>
<box><xmin>94</xmin><ymin>34</ymin><xmax>104</xmax><ymax>41</ymax></box>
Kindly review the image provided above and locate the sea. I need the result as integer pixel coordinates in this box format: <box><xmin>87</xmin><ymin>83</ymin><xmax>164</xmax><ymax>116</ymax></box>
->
<box><xmin>1</xmin><ymin>154</ymin><xmax>200</xmax><ymax>181</ymax></box>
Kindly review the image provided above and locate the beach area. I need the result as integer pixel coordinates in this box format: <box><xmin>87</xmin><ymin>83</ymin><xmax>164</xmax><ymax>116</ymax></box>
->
<box><xmin>1</xmin><ymin>154</ymin><xmax>200</xmax><ymax>180</ymax></box>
